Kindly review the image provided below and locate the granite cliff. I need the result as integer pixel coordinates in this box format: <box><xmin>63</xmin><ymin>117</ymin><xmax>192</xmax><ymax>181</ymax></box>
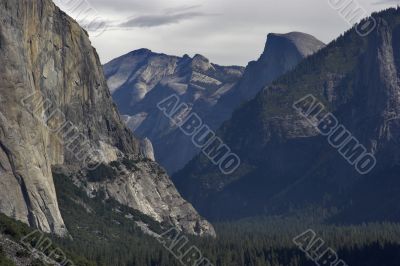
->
<box><xmin>0</xmin><ymin>0</ymin><xmax>214</xmax><ymax>237</ymax></box>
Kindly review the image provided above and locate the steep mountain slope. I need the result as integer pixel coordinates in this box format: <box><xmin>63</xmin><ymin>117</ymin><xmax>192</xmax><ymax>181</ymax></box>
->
<box><xmin>0</xmin><ymin>0</ymin><xmax>214</xmax><ymax>237</ymax></box>
<box><xmin>104</xmin><ymin>33</ymin><xmax>324</xmax><ymax>174</ymax></box>
<box><xmin>174</xmin><ymin>8</ymin><xmax>400</xmax><ymax>222</ymax></box>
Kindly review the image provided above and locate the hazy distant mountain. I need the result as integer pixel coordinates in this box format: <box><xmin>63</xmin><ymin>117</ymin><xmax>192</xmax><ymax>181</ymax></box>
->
<box><xmin>174</xmin><ymin>8</ymin><xmax>400</xmax><ymax>222</ymax></box>
<box><xmin>104</xmin><ymin>32</ymin><xmax>324</xmax><ymax>174</ymax></box>
<box><xmin>104</xmin><ymin>50</ymin><xmax>245</xmax><ymax>174</ymax></box>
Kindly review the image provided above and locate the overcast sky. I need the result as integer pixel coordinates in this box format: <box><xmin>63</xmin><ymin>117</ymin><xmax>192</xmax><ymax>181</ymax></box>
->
<box><xmin>56</xmin><ymin>0</ymin><xmax>398</xmax><ymax>66</ymax></box>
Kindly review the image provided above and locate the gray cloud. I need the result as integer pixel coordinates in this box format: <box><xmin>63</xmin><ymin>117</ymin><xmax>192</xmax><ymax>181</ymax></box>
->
<box><xmin>86</xmin><ymin>0</ymin><xmax>154</xmax><ymax>12</ymax></box>
<box><xmin>118</xmin><ymin>11</ymin><xmax>208</xmax><ymax>28</ymax></box>
<box><xmin>164</xmin><ymin>5</ymin><xmax>202</xmax><ymax>14</ymax></box>
<box><xmin>57</xmin><ymin>2</ymin><xmax>211</xmax><ymax>31</ymax></box>
<box><xmin>117</xmin><ymin>5</ymin><xmax>212</xmax><ymax>28</ymax></box>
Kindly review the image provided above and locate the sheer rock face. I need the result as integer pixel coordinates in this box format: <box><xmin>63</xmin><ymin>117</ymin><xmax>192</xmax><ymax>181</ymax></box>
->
<box><xmin>0</xmin><ymin>0</ymin><xmax>215</xmax><ymax>237</ymax></box>
<box><xmin>215</xmin><ymin>32</ymin><xmax>325</xmax><ymax>113</ymax></box>
<box><xmin>243</xmin><ymin>32</ymin><xmax>325</xmax><ymax>99</ymax></box>
<box><xmin>104</xmin><ymin>33</ymin><xmax>324</xmax><ymax>175</ymax></box>
<box><xmin>173</xmin><ymin>11</ymin><xmax>400</xmax><ymax>222</ymax></box>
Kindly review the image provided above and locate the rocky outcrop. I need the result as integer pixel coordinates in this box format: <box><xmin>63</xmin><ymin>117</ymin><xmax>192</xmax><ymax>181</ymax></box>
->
<box><xmin>140</xmin><ymin>138</ymin><xmax>156</xmax><ymax>161</ymax></box>
<box><xmin>173</xmin><ymin>9</ymin><xmax>400</xmax><ymax>222</ymax></box>
<box><xmin>0</xmin><ymin>0</ymin><xmax>214</xmax><ymax>237</ymax></box>
<box><xmin>54</xmin><ymin>158</ymin><xmax>215</xmax><ymax>237</ymax></box>
<box><xmin>104</xmin><ymin>33</ymin><xmax>324</xmax><ymax>174</ymax></box>
<box><xmin>0</xmin><ymin>232</ymin><xmax>66</xmax><ymax>266</ymax></box>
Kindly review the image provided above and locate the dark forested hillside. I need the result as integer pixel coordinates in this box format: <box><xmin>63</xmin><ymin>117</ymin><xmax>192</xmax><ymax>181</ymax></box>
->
<box><xmin>2</xmin><ymin>207</ymin><xmax>400</xmax><ymax>266</ymax></box>
<box><xmin>0</xmin><ymin>171</ymin><xmax>399</xmax><ymax>265</ymax></box>
<box><xmin>174</xmin><ymin>7</ymin><xmax>400</xmax><ymax>222</ymax></box>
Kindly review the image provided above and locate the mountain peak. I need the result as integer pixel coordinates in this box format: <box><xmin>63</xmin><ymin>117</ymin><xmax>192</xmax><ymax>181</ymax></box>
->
<box><xmin>264</xmin><ymin>31</ymin><xmax>325</xmax><ymax>58</ymax></box>
<box><xmin>223</xmin><ymin>32</ymin><xmax>324</xmax><ymax>105</ymax></box>
<box><xmin>192</xmin><ymin>53</ymin><xmax>209</xmax><ymax>61</ymax></box>
<box><xmin>191</xmin><ymin>54</ymin><xmax>212</xmax><ymax>71</ymax></box>
<box><xmin>129</xmin><ymin>48</ymin><xmax>153</xmax><ymax>56</ymax></box>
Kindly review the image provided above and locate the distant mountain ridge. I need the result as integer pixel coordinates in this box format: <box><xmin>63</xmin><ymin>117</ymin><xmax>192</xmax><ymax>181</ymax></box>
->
<box><xmin>105</xmin><ymin>50</ymin><xmax>245</xmax><ymax>174</ymax></box>
<box><xmin>173</xmin><ymin>8</ymin><xmax>400</xmax><ymax>223</ymax></box>
<box><xmin>105</xmin><ymin>32</ymin><xmax>325</xmax><ymax>174</ymax></box>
